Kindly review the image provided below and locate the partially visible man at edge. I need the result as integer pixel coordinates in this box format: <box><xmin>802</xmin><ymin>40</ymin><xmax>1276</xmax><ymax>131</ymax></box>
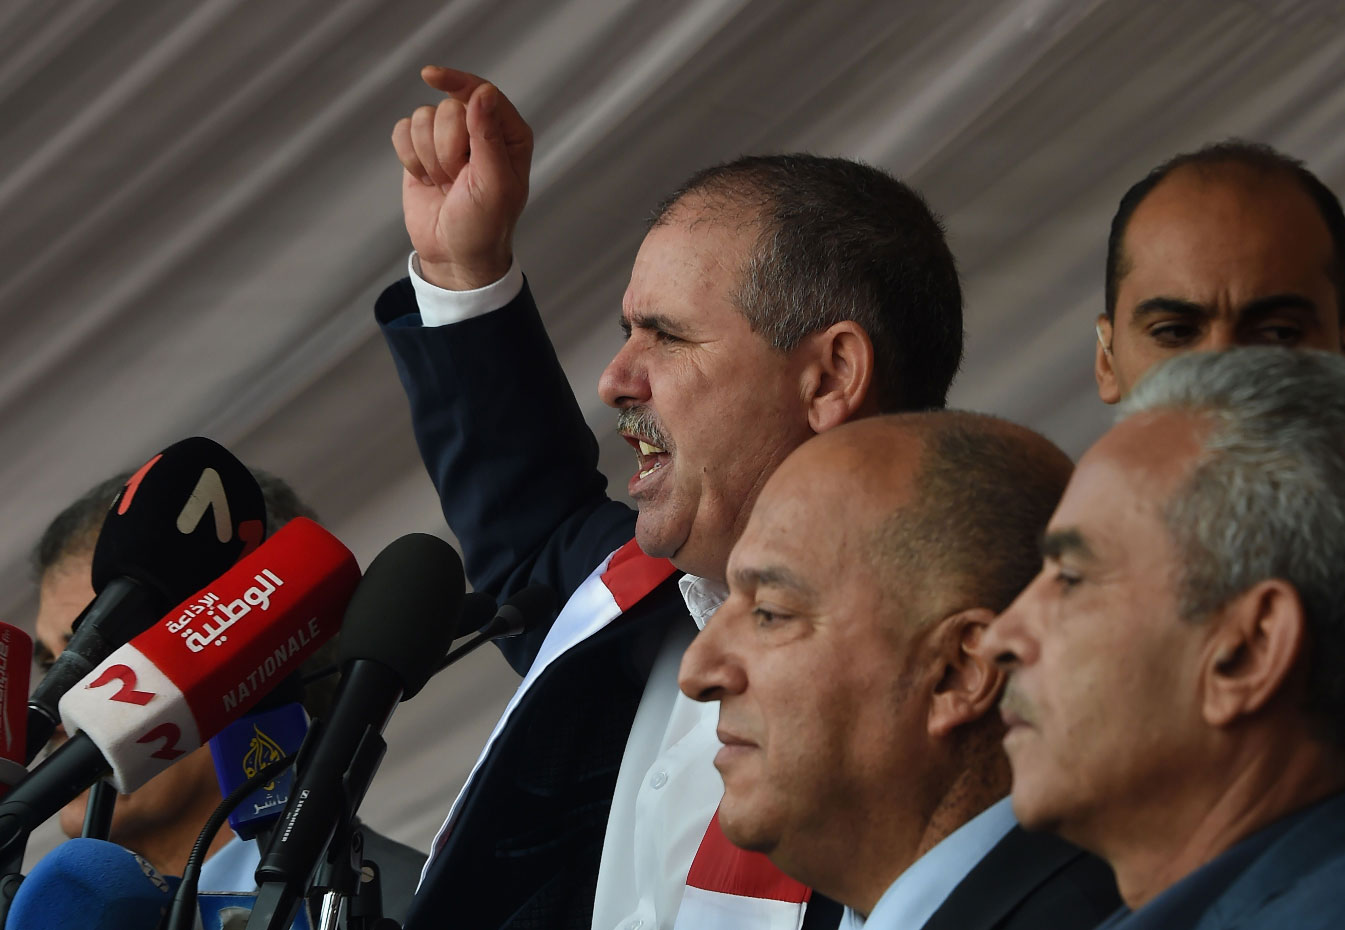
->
<box><xmin>982</xmin><ymin>348</ymin><xmax>1345</xmax><ymax>928</ymax></box>
<box><xmin>375</xmin><ymin>67</ymin><xmax>962</xmax><ymax>930</ymax></box>
<box><xmin>679</xmin><ymin>413</ymin><xmax>1120</xmax><ymax>930</ymax></box>
<box><xmin>32</xmin><ymin>470</ymin><xmax>425</xmax><ymax>917</ymax></box>
<box><xmin>1094</xmin><ymin>140</ymin><xmax>1345</xmax><ymax>402</ymax></box>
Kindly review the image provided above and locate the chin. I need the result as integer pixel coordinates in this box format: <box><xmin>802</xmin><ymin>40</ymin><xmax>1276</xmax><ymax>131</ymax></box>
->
<box><xmin>1009</xmin><ymin>781</ymin><xmax>1063</xmax><ymax>834</ymax></box>
<box><xmin>716</xmin><ymin>800</ymin><xmax>777</xmax><ymax>854</ymax></box>
<box><xmin>633</xmin><ymin>514</ymin><xmax>685</xmax><ymax>561</ymax></box>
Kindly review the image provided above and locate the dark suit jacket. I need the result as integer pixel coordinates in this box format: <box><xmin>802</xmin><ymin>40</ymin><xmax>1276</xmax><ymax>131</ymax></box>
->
<box><xmin>920</xmin><ymin>826</ymin><xmax>1119</xmax><ymax>930</ymax></box>
<box><xmin>1098</xmin><ymin>791</ymin><xmax>1345</xmax><ymax>930</ymax></box>
<box><xmin>378</xmin><ymin>278</ymin><xmax>701</xmax><ymax>930</ymax></box>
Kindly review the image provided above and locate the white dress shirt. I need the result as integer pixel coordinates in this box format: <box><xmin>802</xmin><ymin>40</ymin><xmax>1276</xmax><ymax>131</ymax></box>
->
<box><xmin>840</xmin><ymin>797</ymin><xmax>1017</xmax><ymax>930</ymax></box>
<box><xmin>408</xmin><ymin>259</ymin><xmax>730</xmax><ymax>930</ymax></box>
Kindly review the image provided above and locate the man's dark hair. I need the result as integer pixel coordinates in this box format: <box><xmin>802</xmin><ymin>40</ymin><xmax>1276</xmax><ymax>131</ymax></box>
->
<box><xmin>32</xmin><ymin>468</ymin><xmax>335</xmax><ymax>716</ymax></box>
<box><xmin>1105</xmin><ymin>140</ymin><xmax>1345</xmax><ymax>321</ymax></box>
<box><xmin>651</xmin><ymin>154</ymin><xmax>964</xmax><ymax>411</ymax></box>
<box><xmin>876</xmin><ymin>412</ymin><xmax>1074</xmax><ymax>618</ymax></box>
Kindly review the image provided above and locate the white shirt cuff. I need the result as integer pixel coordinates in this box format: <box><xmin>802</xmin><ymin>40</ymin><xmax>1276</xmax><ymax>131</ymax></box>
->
<box><xmin>407</xmin><ymin>252</ymin><xmax>525</xmax><ymax>327</ymax></box>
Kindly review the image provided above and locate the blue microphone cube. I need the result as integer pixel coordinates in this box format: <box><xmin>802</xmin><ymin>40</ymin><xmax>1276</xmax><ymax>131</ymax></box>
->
<box><xmin>208</xmin><ymin>702</ymin><xmax>309</xmax><ymax>840</ymax></box>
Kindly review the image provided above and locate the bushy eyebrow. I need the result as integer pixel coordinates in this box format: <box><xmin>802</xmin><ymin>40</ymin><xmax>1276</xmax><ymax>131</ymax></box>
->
<box><xmin>1132</xmin><ymin>297</ymin><xmax>1210</xmax><ymax>321</ymax></box>
<box><xmin>620</xmin><ymin>311</ymin><xmax>696</xmax><ymax>339</ymax></box>
<box><xmin>1131</xmin><ymin>294</ymin><xmax>1318</xmax><ymax>322</ymax></box>
<box><xmin>730</xmin><ymin>564</ymin><xmax>815</xmax><ymax>597</ymax></box>
<box><xmin>1041</xmin><ymin>528</ymin><xmax>1094</xmax><ymax>562</ymax></box>
<box><xmin>1237</xmin><ymin>294</ymin><xmax>1319</xmax><ymax>319</ymax></box>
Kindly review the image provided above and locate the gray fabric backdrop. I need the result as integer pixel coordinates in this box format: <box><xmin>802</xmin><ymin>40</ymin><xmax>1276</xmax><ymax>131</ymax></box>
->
<box><xmin>5</xmin><ymin>0</ymin><xmax>1343</xmax><ymax>865</ymax></box>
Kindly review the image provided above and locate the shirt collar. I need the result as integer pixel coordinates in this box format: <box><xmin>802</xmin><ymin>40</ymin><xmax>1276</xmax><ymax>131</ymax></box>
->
<box><xmin>844</xmin><ymin>797</ymin><xmax>1018</xmax><ymax>928</ymax></box>
<box><xmin>678</xmin><ymin>574</ymin><xmax>727</xmax><ymax>630</ymax></box>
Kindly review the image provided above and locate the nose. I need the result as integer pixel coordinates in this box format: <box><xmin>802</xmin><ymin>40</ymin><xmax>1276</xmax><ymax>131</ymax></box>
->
<box><xmin>978</xmin><ymin>584</ymin><xmax>1040</xmax><ymax>672</ymax></box>
<box><xmin>598</xmin><ymin>336</ymin><xmax>650</xmax><ymax>410</ymax></box>
<box><xmin>678</xmin><ymin>606</ymin><xmax>748</xmax><ymax>703</ymax></box>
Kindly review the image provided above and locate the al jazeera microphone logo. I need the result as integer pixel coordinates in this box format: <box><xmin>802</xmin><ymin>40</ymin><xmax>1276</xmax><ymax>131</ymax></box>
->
<box><xmin>208</xmin><ymin>699</ymin><xmax>309</xmax><ymax>839</ymax></box>
<box><xmin>243</xmin><ymin>724</ymin><xmax>286</xmax><ymax>790</ymax></box>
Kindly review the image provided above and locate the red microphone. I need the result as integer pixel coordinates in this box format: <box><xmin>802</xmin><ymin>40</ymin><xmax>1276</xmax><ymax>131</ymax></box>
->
<box><xmin>0</xmin><ymin>624</ymin><xmax>31</xmax><ymax>798</ymax></box>
<box><xmin>0</xmin><ymin>518</ymin><xmax>359</xmax><ymax>857</ymax></box>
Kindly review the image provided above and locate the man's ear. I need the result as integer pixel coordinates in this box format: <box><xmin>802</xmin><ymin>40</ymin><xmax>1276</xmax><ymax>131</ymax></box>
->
<box><xmin>1202</xmin><ymin>579</ymin><xmax>1306</xmax><ymax>728</ymax></box>
<box><xmin>801</xmin><ymin>321</ymin><xmax>876</xmax><ymax>433</ymax></box>
<box><xmin>928</xmin><ymin>608</ymin><xmax>1006</xmax><ymax>738</ymax></box>
<box><xmin>1095</xmin><ymin>315</ymin><xmax>1121</xmax><ymax>405</ymax></box>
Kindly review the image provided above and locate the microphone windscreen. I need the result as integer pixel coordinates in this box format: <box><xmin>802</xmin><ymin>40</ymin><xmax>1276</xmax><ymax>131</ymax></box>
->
<box><xmin>338</xmin><ymin>533</ymin><xmax>464</xmax><ymax>699</ymax></box>
<box><xmin>209</xmin><ymin>700</ymin><xmax>308</xmax><ymax>840</ymax></box>
<box><xmin>61</xmin><ymin>517</ymin><xmax>360</xmax><ymax>793</ymax></box>
<box><xmin>90</xmin><ymin>437</ymin><xmax>266</xmax><ymax>603</ymax></box>
<box><xmin>0</xmin><ymin>622</ymin><xmax>31</xmax><ymax>773</ymax></box>
<box><xmin>9</xmin><ymin>838</ymin><xmax>181</xmax><ymax>929</ymax></box>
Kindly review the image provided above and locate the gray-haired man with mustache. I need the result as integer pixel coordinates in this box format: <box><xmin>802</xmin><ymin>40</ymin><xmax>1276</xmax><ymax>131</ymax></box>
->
<box><xmin>376</xmin><ymin>68</ymin><xmax>963</xmax><ymax>930</ymax></box>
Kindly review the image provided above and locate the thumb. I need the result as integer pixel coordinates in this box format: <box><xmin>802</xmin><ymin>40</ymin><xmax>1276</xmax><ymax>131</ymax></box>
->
<box><xmin>465</xmin><ymin>84</ymin><xmax>515</xmax><ymax>192</ymax></box>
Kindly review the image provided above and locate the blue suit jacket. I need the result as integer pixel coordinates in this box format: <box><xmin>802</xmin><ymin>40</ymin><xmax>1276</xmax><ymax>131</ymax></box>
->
<box><xmin>1193</xmin><ymin>792</ymin><xmax>1345</xmax><ymax>930</ymax></box>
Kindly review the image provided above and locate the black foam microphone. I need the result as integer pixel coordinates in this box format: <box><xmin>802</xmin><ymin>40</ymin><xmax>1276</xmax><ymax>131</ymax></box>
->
<box><xmin>248</xmin><ymin>533</ymin><xmax>464</xmax><ymax>930</ymax></box>
<box><xmin>27</xmin><ymin>437</ymin><xmax>266</xmax><ymax>761</ymax></box>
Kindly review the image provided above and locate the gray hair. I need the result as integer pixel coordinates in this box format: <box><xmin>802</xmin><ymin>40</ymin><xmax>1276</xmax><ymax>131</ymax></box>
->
<box><xmin>1118</xmin><ymin>348</ymin><xmax>1345</xmax><ymax>744</ymax></box>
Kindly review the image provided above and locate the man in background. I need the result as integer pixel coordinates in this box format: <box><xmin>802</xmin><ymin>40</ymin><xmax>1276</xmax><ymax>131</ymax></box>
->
<box><xmin>1095</xmin><ymin>141</ymin><xmax>1344</xmax><ymax>401</ymax></box>
<box><xmin>31</xmin><ymin>470</ymin><xmax>425</xmax><ymax>917</ymax></box>
<box><xmin>983</xmin><ymin>348</ymin><xmax>1345</xmax><ymax>928</ymax></box>
<box><xmin>679</xmin><ymin>413</ymin><xmax>1118</xmax><ymax>929</ymax></box>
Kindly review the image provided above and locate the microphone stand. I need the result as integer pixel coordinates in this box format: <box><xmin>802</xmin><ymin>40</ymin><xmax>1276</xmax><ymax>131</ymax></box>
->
<box><xmin>0</xmin><ymin>847</ymin><xmax>22</xmax><ymax>929</ymax></box>
<box><xmin>249</xmin><ymin>726</ymin><xmax>388</xmax><ymax>930</ymax></box>
<box><xmin>311</xmin><ymin>732</ymin><xmax>388</xmax><ymax>930</ymax></box>
<box><xmin>82</xmin><ymin>782</ymin><xmax>116</xmax><ymax>840</ymax></box>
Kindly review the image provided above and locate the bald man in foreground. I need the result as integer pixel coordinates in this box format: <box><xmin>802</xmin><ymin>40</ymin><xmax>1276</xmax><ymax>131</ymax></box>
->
<box><xmin>679</xmin><ymin>414</ymin><xmax>1120</xmax><ymax>929</ymax></box>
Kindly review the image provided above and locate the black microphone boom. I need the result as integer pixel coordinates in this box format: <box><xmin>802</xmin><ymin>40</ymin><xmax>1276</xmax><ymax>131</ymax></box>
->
<box><xmin>248</xmin><ymin>533</ymin><xmax>465</xmax><ymax>930</ymax></box>
<box><xmin>436</xmin><ymin>583</ymin><xmax>556</xmax><ymax>671</ymax></box>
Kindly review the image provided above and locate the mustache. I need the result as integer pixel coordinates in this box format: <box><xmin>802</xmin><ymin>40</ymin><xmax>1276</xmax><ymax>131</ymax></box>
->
<box><xmin>616</xmin><ymin>406</ymin><xmax>671</xmax><ymax>451</ymax></box>
<box><xmin>998</xmin><ymin>685</ymin><xmax>1036</xmax><ymax>726</ymax></box>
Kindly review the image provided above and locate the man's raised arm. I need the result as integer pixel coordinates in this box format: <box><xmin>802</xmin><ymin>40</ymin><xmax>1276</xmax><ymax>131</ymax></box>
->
<box><xmin>378</xmin><ymin>69</ymin><xmax>636</xmax><ymax>669</ymax></box>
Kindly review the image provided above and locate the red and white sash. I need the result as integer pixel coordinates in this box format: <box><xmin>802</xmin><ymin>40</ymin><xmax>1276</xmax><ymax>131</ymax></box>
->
<box><xmin>425</xmin><ymin>541</ymin><xmax>813</xmax><ymax>930</ymax></box>
<box><xmin>676</xmin><ymin>811</ymin><xmax>812</xmax><ymax>930</ymax></box>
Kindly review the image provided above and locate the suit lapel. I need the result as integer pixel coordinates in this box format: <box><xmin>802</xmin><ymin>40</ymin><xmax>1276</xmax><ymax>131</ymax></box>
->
<box><xmin>918</xmin><ymin>827</ymin><xmax>1091</xmax><ymax>930</ymax></box>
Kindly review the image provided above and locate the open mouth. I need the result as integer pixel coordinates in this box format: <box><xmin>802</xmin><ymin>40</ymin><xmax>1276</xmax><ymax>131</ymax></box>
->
<box><xmin>623</xmin><ymin>434</ymin><xmax>671</xmax><ymax>480</ymax></box>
